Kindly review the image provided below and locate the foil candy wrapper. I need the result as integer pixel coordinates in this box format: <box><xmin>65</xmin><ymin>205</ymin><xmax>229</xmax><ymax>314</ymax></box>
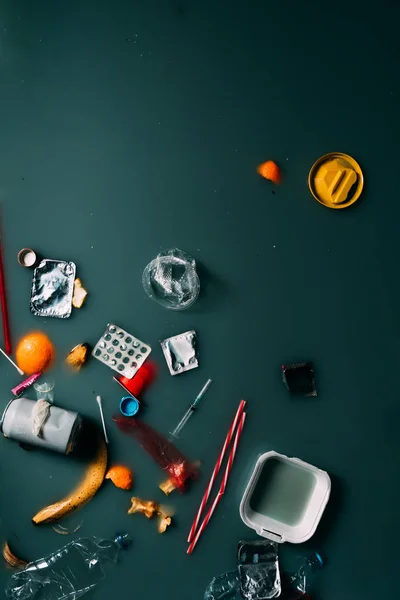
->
<box><xmin>12</xmin><ymin>372</ymin><xmax>42</xmax><ymax>397</ymax></box>
<box><xmin>30</xmin><ymin>259</ymin><xmax>76</xmax><ymax>319</ymax></box>
<box><xmin>160</xmin><ymin>330</ymin><xmax>198</xmax><ymax>376</ymax></box>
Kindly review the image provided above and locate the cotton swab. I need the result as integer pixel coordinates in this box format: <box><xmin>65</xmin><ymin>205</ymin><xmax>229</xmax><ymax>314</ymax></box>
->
<box><xmin>0</xmin><ymin>347</ymin><xmax>24</xmax><ymax>376</ymax></box>
<box><xmin>96</xmin><ymin>395</ymin><xmax>109</xmax><ymax>444</ymax></box>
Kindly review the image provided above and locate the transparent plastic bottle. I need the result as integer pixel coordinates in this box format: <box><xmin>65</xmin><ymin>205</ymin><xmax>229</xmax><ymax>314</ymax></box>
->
<box><xmin>204</xmin><ymin>570</ymin><xmax>242</xmax><ymax>600</ymax></box>
<box><xmin>281</xmin><ymin>552</ymin><xmax>324</xmax><ymax>599</ymax></box>
<box><xmin>5</xmin><ymin>532</ymin><xmax>130</xmax><ymax>600</ymax></box>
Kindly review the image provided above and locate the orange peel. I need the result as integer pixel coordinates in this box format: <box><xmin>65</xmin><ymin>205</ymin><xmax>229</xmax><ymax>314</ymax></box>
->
<box><xmin>105</xmin><ymin>465</ymin><xmax>133</xmax><ymax>490</ymax></box>
<box><xmin>257</xmin><ymin>160</ymin><xmax>281</xmax><ymax>184</ymax></box>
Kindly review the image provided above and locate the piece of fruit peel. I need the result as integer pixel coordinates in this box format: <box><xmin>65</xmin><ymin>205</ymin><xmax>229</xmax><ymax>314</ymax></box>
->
<box><xmin>105</xmin><ymin>465</ymin><xmax>133</xmax><ymax>490</ymax></box>
<box><xmin>257</xmin><ymin>160</ymin><xmax>281</xmax><ymax>184</ymax></box>
<box><xmin>128</xmin><ymin>496</ymin><xmax>172</xmax><ymax>533</ymax></box>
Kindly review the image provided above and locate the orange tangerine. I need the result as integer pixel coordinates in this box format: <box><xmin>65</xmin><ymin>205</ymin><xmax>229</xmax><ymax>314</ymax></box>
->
<box><xmin>16</xmin><ymin>332</ymin><xmax>55</xmax><ymax>374</ymax></box>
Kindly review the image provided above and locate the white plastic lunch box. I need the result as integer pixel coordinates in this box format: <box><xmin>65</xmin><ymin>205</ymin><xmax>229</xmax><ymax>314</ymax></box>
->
<box><xmin>239</xmin><ymin>451</ymin><xmax>331</xmax><ymax>544</ymax></box>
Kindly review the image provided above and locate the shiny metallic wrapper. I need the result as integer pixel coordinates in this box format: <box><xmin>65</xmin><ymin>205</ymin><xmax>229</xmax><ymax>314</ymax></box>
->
<box><xmin>30</xmin><ymin>259</ymin><xmax>76</xmax><ymax>318</ymax></box>
<box><xmin>160</xmin><ymin>330</ymin><xmax>198</xmax><ymax>376</ymax></box>
<box><xmin>11</xmin><ymin>371</ymin><xmax>42</xmax><ymax>397</ymax></box>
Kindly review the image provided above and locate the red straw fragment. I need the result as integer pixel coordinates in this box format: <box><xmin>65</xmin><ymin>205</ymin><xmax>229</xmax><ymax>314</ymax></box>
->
<box><xmin>0</xmin><ymin>209</ymin><xmax>11</xmax><ymax>354</ymax></box>
<box><xmin>187</xmin><ymin>399</ymin><xmax>246</xmax><ymax>544</ymax></box>
<box><xmin>187</xmin><ymin>411</ymin><xmax>246</xmax><ymax>554</ymax></box>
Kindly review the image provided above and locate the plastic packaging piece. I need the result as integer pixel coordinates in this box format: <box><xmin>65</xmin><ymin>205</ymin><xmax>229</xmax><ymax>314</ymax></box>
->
<box><xmin>113</xmin><ymin>416</ymin><xmax>197</xmax><ymax>491</ymax></box>
<box><xmin>240</xmin><ymin>451</ymin><xmax>331</xmax><ymax>544</ymax></box>
<box><xmin>280</xmin><ymin>552</ymin><xmax>324</xmax><ymax>599</ymax></box>
<box><xmin>204</xmin><ymin>571</ymin><xmax>242</xmax><ymax>600</ymax></box>
<box><xmin>92</xmin><ymin>323</ymin><xmax>151</xmax><ymax>379</ymax></box>
<box><xmin>1</xmin><ymin>397</ymin><xmax>82</xmax><ymax>454</ymax></box>
<box><xmin>113</xmin><ymin>361</ymin><xmax>156</xmax><ymax>397</ymax></box>
<box><xmin>238</xmin><ymin>540</ymin><xmax>281</xmax><ymax>599</ymax></box>
<box><xmin>33</xmin><ymin>377</ymin><xmax>55</xmax><ymax>403</ymax></box>
<box><xmin>142</xmin><ymin>248</ymin><xmax>200</xmax><ymax>310</ymax></box>
<box><xmin>12</xmin><ymin>372</ymin><xmax>42</xmax><ymax>397</ymax></box>
<box><xmin>170</xmin><ymin>378</ymin><xmax>212</xmax><ymax>439</ymax></box>
<box><xmin>5</xmin><ymin>533</ymin><xmax>130</xmax><ymax>600</ymax></box>
<box><xmin>30</xmin><ymin>259</ymin><xmax>76</xmax><ymax>319</ymax></box>
<box><xmin>282</xmin><ymin>362</ymin><xmax>317</xmax><ymax>397</ymax></box>
<box><xmin>161</xmin><ymin>330</ymin><xmax>198</xmax><ymax>375</ymax></box>
<box><xmin>120</xmin><ymin>395</ymin><xmax>139</xmax><ymax>416</ymax></box>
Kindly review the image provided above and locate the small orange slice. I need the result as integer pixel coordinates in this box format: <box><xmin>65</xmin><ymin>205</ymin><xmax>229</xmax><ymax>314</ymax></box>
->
<box><xmin>105</xmin><ymin>465</ymin><xmax>133</xmax><ymax>490</ymax></box>
<box><xmin>257</xmin><ymin>160</ymin><xmax>281</xmax><ymax>184</ymax></box>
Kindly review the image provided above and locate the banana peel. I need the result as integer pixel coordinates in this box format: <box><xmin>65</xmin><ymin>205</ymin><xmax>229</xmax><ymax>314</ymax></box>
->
<box><xmin>32</xmin><ymin>436</ymin><xmax>107</xmax><ymax>525</ymax></box>
<box><xmin>3</xmin><ymin>542</ymin><xmax>28</xmax><ymax>569</ymax></box>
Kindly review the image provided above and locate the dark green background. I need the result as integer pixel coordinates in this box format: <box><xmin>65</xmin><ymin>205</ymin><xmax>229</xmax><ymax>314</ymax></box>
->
<box><xmin>0</xmin><ymin>1</ymin><xmax>399</xmax><ymax>599</ymax></box>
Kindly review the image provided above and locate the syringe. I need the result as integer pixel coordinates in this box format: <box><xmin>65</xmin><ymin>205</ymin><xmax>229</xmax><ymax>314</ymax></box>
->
<box><xmin>169</xmin><ymin>378</ymin><xmax>212</xmax><ymax>439</ymax></box>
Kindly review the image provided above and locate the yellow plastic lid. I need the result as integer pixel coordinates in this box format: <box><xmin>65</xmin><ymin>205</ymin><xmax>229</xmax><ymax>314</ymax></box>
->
<box><xmin>308</xmin><ymin>152</ymin><xmax>364</xmax><ymax>209</ymax></box>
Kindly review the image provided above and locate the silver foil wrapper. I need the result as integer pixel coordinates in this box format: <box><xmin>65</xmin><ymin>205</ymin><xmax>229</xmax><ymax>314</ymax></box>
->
<box><xmin>30</xmin><ymin>259</ymin><xmax>76</xmax><ymax>318</ymax></box>
<box><xmin>160</xmin><ymin>330</ymin><xmax>198</xmax><ymax>376</ymax></box>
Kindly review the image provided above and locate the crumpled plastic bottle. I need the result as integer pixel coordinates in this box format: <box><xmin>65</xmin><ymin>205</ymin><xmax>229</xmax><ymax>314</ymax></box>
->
<box><xmin>5</xmin><ymin>533</ymin><xmax>130</xmax><ymax>600</ymax></box>
<box><xmin>280</xmin><ymin>552</ymin><xmax>324</xmax><ymax>599</ymax></box>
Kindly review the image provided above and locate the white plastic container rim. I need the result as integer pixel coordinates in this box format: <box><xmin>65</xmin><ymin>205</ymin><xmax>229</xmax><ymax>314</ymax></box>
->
<box><xmin>239</xmin><ymin>451</ymin><xmax>331</xmax><ymax>544</ymax></box>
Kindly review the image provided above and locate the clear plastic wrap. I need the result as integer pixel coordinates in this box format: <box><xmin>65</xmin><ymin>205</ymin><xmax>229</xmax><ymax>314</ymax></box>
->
<box><xmin>204</xmin><ymin>571</ymin><xmax>242</xmax><ymax>600</ymax></box>
<box><xmin>238</xmin><ymin>541</ymin><xmax>281</xmax><ymax>599</ymax></box>
<box><xmin>5</xmin><ymin>533</ymin><xmax>130</xmax><ymax>600</ymax></box>
<box><xmin>142</xmin><ymin>248</ymin><xmax>200</xmax><ymax>310</ymax></box>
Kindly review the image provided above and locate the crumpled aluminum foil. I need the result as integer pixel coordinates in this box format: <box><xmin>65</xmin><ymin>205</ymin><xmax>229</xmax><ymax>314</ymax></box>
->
<box><xmin>160</xmin><ymin>330</ymin><xmax>198</xmax><ymax>375</ymax></box>
<box><xmin>30</xmin><ymin>259</ymin><xmax>76</xmax><ymax>318</ymax></box>
<box><xmin>142</xmin><ymin>248</ymin><xmax>200</xmax><ymax>310</ymax></box>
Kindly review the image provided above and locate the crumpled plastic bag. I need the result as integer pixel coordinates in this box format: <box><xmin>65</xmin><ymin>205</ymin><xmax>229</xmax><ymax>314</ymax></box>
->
<box><xmin>142</xmin><ymin>248</ymin><xmax>200</xmax><ymax>310</ymax></box>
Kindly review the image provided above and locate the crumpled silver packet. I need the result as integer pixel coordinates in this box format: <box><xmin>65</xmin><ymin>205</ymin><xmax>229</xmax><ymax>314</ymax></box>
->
<box><xmin>238</xmin><ymin>540</ymin><xmax>281</xmax><ymax>599</ymax></box>
<box><xmin>142</xmin><ymin>248</ymin><xmax>200</xmax><ymax>310</ymax></box>
<box><xmin>160</xmin><ymin>330</ymin><xmax>198</xmax><ymax>375</ymax></box>
<box><xmin>30</xmin><ymin>259</ymin><xmax>76</xmax><ymax>318</ymax></box>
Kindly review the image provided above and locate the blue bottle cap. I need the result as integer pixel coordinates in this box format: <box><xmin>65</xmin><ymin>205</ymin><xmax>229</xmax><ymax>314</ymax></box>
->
<box><xmin>120</xmin><ymin>395</ymin><xmax>139</xmax><ymax>417</ymax></box>
<box><xmin>115</xmin><ymin>532</ymin><xmax>131</xmax><ymax>549</ymax></box>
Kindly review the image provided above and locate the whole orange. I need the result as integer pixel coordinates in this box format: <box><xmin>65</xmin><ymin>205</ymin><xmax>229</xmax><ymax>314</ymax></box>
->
<box><xmin>16</xmin><ymin>332</ymin><xmax>55</xmax><ymax>374</ymax></box>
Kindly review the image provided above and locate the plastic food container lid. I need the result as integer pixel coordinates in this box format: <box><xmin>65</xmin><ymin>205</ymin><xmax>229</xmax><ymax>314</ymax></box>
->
<box><xmin>120</xmin><ymin>395</ymin><xmax>139</xmax><ymax>417</ymax></box>
<box><xmin>240</xmin><ymin>451</ymin><xmax>331</xmax><ymax>544</ymax></box>
<box><xmin>308</xmin><ymin>152</ymin><xmax>363</xmax><ymax>209</ymax></box>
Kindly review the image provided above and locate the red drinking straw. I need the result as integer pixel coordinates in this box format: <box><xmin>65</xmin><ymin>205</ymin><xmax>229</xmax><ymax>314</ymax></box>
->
<box><xmin>0</xmin><ymin>209</ymin><xmax>12</xmax><ymax>354</ymax></box>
